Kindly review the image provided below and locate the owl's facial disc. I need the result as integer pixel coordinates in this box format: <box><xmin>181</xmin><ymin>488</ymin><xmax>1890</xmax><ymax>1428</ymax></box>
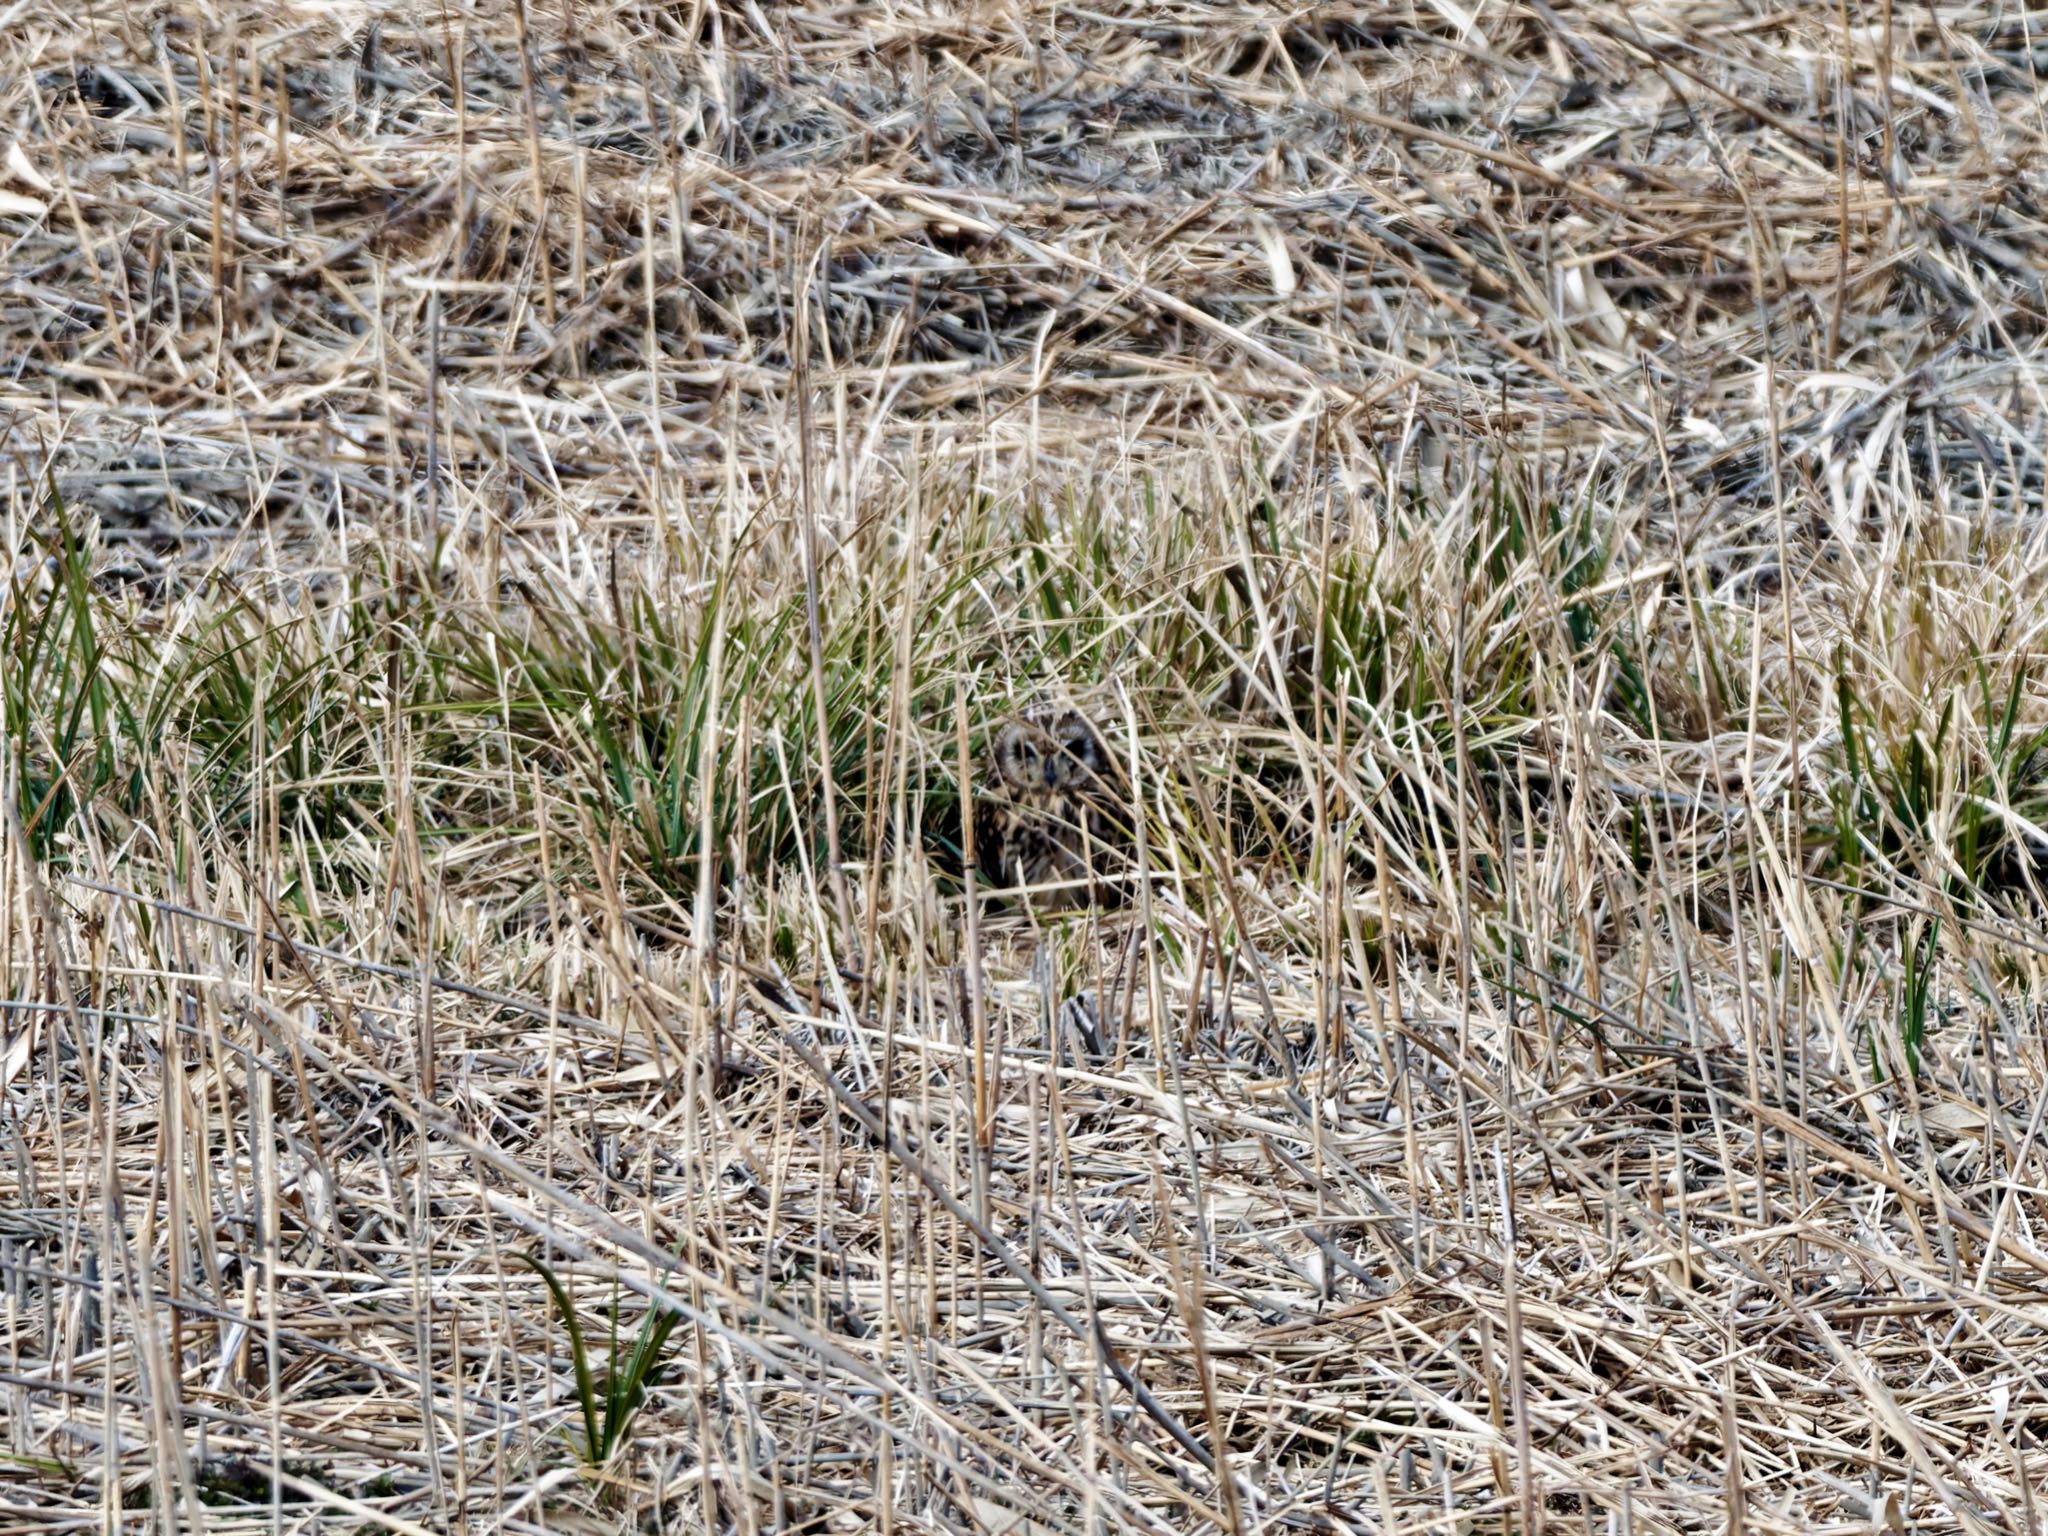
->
<box><xmin>995</xmin><ymin>724</ymin><xmax>1044</xmax><ymax>788</ymax></box>
<box><xmin>1048</xmin><ymin>718</ymin><xmax>1099</xmax><ymax>787</ymax></box>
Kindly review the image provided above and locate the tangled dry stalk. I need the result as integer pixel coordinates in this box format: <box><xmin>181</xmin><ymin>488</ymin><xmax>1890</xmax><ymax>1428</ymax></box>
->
<box><xmin>4</xmin><ymin>0</ymin><xmax>2048</xmax><ymax>1531</ymax></box>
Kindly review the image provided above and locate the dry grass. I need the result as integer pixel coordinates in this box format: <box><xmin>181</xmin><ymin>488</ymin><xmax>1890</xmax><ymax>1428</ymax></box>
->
<box><xmin>4</xmin><ymin>0</ymin><xmax>2048</xmax><ymax>1531</ymax></box>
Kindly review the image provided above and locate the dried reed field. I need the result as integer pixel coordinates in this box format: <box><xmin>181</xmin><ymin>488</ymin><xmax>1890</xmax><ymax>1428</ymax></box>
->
<box><xmin>5</xmin><ymin>0</ymin><xmax>2048</xmax><ymax>1530</ymax></box>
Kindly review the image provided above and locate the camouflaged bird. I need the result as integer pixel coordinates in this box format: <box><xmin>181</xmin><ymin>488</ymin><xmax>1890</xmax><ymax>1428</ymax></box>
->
<box><xmin>973</xmin><ymin>705</ymin><xmax>1132</xmax><ymax>905</ymax></box>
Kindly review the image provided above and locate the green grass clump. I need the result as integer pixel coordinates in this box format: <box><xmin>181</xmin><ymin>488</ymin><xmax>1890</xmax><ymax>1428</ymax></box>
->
<box><xmin>520</xmin><ymin>1256</ymin><xmax>686</xmax><ymax>1472</ymax></box>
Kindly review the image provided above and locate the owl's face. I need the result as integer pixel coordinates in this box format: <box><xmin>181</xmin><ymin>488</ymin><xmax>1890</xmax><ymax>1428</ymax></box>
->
<box><xmin>991</xmin><ymin>711</ymin><xmax>1107</xmax><ymax>795</ymax></box>
<box><xmin>976</xmin><ymin>706</ymin><xmax>1130</xmax><ymax>903</ymax></box>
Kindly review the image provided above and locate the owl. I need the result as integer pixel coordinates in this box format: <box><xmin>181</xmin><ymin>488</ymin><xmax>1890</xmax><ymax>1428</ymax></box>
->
<box><xmin>973</xmin><ymin>705</ymin><xmax>1132</xmax><ymax>904</ymax></box>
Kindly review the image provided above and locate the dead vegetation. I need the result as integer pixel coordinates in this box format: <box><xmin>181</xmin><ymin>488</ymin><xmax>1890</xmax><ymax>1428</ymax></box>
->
<box><xmin>4</xmin><ymin>0</ymin><xmax>2048</xmax><ymax>1531</ymax></box>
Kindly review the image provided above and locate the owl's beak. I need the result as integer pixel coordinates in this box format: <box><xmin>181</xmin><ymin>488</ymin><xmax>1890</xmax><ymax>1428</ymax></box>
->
<box><xmin>1044</xmin><ymin>762</ymin><xmax>1058</xmax><ymax>787</ymax></box>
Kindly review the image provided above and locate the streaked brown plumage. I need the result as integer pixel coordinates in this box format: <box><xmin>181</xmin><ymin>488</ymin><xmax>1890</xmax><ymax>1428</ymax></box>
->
<box><xmin>973</xmin><ymin>705</ymin><xmax>1131</xmax><ymax>904</ymax></box>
